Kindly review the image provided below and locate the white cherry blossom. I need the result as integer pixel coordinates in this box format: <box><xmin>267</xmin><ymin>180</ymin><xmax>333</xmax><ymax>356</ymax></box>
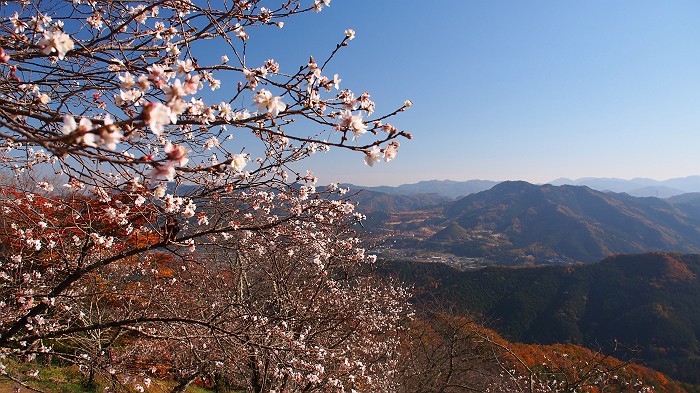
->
<box><xmin>253</xmin><ymin>89</ymin><xmax>286</xmax><ymax>117</ymax></box>
<box><xmin>38</xmin><ymin>29</ymin><xmax>74</xmax><ymax>60</ymax></box>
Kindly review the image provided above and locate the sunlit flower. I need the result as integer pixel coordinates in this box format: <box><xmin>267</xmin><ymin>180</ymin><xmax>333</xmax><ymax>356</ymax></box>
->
<box><xmin>175</xmin><ymin>59</ymin><xmax>195</xmax><ymax>75</ymax></box>
<box><xmin>115</xmin><ymin>89</ymin><xmax>143</xmax><ymax>106</ymax></box>
<box><xmin>218</xmin><ymin>102</ymin><xmax>233</xmax><ymax>121</ymax></box>
<box><xmin>332</xmin><ymin>74</ymin><xmax>341</xmax><ymax>90</ymax></box>
<box><xmin>63</xmin><ymin>115</ymin><xmax>97</xmax><ymax>147</ymax></box>
<box><xmin>339</xmin><ymin>110</ymin><xmax>367</xmax><ymax>139</ymax></box>
<box><xmin>183</xmin><ymin>74</ymin><xmax>202</xmax><ymax>95</ymax></box>
<box><xmin>119</xmin><ymin>72</ymin><xmax>135</xmax><ymax>88</ymax></box>
<box><xmin>86</xmin><ymin>13</ymin><xmax>103</xmax><ymax>29</ymax></box>
<box><xmin>163</xmin><ymin>79</ymin><xmax>185</xmax><ymax>101</ymax></box>
<box><xmin>231</xmin><ymin>153</ymin><xmax>248</xmax><ymax>172</ymax></box>
<box><xmin>383</xmin><ymin>141</ymin><xmax>399</xmax><ymax>162</ymax></box>
<box><xmin>182</xmin><ymin>200</ymin><xmax>196</xmax><ymax>218</ymax></box>
<box><xmin>253</xmin><ymin>89</ymin><xmax>286</xmax><ymax>117</ymax></box>
<box><xmin>154</xmin><ymin>183</ymin><xmax>167</xmax><ymax>198</ymax></box>
<box><xmin>129</xmin><ymin>4</ymin><xmax>148</xmax><ymax>24</ymax></box>
<box><xmin>313</xmin><ymin>0</ymin><xmax>330</xmax><ymax>12</ymax></box>
<box><xmin>364</xmin><ymin>146</ymin><xmax>381</xmax><ymax>167</ymax></box>
<box><xmin>10</xmin><ymin>12</ymin><xmax>27</xmax><ymax>33</ymax></box>
<box><xmin>134</xmin><ymin>195</ymin><xmax>146</xmax><ymax>206</ymax></box>
<box><xmin>38</xmin><ymin>29</ymin><xmax>74</xmax><ymax>60</ymax></box>
<box><xmin>136</xmin><ymin>75</ymin><xmax>151</xmax><ymax>91</ymax></box>
<box><xmin>99</xmin><ymin>115</ymin><xmax>123</xmax><ymax>150</ymax></box>
<box><xmin>143</xmin><ymin>102</ymin><xmax>176</xmax><ymax>136</ymax></box>
<box><xmin>166</xmin><ymin>43</ymin><xmax>180</xmax><ymax>57</ymax></box>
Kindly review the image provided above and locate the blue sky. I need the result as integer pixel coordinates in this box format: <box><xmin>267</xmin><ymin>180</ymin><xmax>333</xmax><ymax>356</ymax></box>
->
<box><xmin>247</xmin><ymin>1</ymin><xmax>700</xmax><ymax>186</ymax></box>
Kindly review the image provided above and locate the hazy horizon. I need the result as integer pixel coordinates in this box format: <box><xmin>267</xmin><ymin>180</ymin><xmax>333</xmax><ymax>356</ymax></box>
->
<box><xmin>342</xmin><ymin>174</ymin><xmax>700</xmax><ymax>188</ymax></box>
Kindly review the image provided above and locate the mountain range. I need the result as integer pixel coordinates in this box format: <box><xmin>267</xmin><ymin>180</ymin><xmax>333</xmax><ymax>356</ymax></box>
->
<box><xmin>350</xmin><ymin>176</ymin><xmax>700</xmax><ymax>199</ymax></box>
<box><xmin>350</xmin><ymin>180</ymin><xmax>700</xmax><ymax>265</ymax></box>
<box><xmin>432</xmin><ymin>181</ymin><xmax>700</xmax><ymax>263</ymax></box>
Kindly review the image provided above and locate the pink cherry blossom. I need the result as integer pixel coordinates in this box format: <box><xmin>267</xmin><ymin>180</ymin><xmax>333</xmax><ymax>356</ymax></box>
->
<box><xmin>339</xmin><ymin>110</ymin><xmax>367</xmax><ymax>139</ymax></box>
<box><xmin>143</xmin><ymin>102</ymin><xmax>176</xmax><ymax>136</ymax></box>
<box><xmin>150</xmin><ymin>162</ymin><xmax>176</xmax><ymax>181</ymax></box>
<box><xmin>383</xmin><ymin>141</ymin><xmax>400</xmax><ymax>162</ymax></box>
<box><xmin>164</xmin><ymin>141</ymin><xmax>188</xmax><ymax>166</ymax></box>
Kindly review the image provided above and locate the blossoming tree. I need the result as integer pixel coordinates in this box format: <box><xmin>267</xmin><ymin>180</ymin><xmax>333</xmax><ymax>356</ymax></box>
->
<box><xmin>0</xmin><ymin>1</ymin><xmax>412</xmax><ymax>391</ymax></box>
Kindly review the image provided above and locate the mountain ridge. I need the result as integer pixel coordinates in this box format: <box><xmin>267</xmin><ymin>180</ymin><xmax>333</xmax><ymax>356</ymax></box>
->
<box><xmin>424</xmin><ymin>181</ymin><xmax>700</xmax><ymax>263</ymax></box>
<box><xmin>346</xmin><ymin>175</ymin><xmax>700</xmax><ymax>199</ymax></box>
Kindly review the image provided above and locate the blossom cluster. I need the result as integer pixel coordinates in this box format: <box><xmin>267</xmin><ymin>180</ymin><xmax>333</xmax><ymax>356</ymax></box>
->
<box><xmin>0</xmin><ymin>1</ymin><xmax>413</xmax><ymax>391</ymax></box>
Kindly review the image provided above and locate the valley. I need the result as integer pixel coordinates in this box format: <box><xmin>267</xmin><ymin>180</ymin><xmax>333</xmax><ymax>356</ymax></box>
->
<box><xmin>350</xmin><ymin>178</ymin><xmax>700</xmax><ymax>388</ymax></box>
<box><xmin>356</xmin><ymin>179</ymin><xmax>700</xmax><ymax>266</ymax></box>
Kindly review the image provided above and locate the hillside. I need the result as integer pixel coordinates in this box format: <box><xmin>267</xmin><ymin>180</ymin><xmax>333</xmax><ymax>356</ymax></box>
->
<box><xmin>2</xmin><ymin>312</ymin><xmax>689</xmax><ymax>392</ymax></box>
<box><xmin>383</xmin><ymin>252</ymin><xmax>700</xmax><ymax>384</ymax></box>
<box><xmin>429</xmin><ymin>181</ymin><xmax>700</xmax><ymax>263</ymax></box>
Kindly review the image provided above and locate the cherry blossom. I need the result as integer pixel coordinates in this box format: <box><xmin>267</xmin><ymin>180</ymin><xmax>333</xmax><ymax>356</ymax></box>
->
<box><xmin>0</xmin><ymin>2</ymin><xmax>413</xmax><ymax>391</ymax></box>
<box><xmin>345</xmin><ymin>29</ymin><xmax>356</xmax><ymax>40</ymax></box>
<box><xmin>364</xmin><ymin>146</ymin><xmax>381</xmax><ymax>167</ymax></box>
<box><xmin>339</xmin><ymin>110</ymin><xmax>368</xmax><ymax>139</ymax></box>
<box><xmin>231</xmin><ymin>153</ymin><xmax>249</xmax><ymax>172</ymax></box>
<box><xmin>314</xmin><ymin>0</ymin><xmax>331</xmax><ymax>12</ymax></box>
<box><xmin>253</xmin><ymin>89</ymin><xmax>287</xmax><ymax>117</ymax></box>
<box><xmin>384</xmin><ymin>141</ymin><xmax>400</xmax><ymax>162</ymax></box>
<box><xmin>38</xmin><ymin>29</ymin><xmax>74</xmax><ymax>60</ymax></box>
<box><xmin>143</xmin><ymin>102</ymin><xmax>176</xmax><ymax>136</ymax></box>
<box><xmin>164</xmin><ymin>142</ymin><xmax>188</xmax><ymax>166</ymax></box>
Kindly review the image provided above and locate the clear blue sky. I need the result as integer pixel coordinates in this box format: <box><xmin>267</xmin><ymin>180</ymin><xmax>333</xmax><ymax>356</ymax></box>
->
<box><xmin>246</xmin><ymin>1</ymin><xmax>700</xmax><ymax>186</ymax></box>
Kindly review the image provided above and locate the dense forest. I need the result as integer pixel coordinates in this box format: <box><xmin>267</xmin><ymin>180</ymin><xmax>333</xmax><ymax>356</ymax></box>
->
<box><xmin>383</xmin><ymin>252</ymin><xmax>700</xmax><ymax>384</ymax></box>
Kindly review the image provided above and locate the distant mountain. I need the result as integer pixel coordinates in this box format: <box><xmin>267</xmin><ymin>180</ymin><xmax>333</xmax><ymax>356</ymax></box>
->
<box><xmin>382</xmin><ymin>252</ymin><xmax>700</xmax><ymax>384</ymax></box>
<box><xmin>336</xmin><ymin>188</ymin><xmax>450</xmax><ymax>213</ymax></box>
<box><xmin>346</xmin><ymin>176</ymin><xmax>700</xmax><ymax>200</ymax></box>
<box><xmin>349</xmin><ymin>179</ymin><xmax>499</xmax><ymax>199</ymax></box>
<box><xmin>549</xmin><ymin>177</ymin><xmax>650</xmax><ymax>193</ymax></box>
<box><xmin>668</xmin><ymin>192</ymin><xmax>700</xmax><ymax>205</ymax></box>
<box><xmin>432</xmin><ymin>181</ymin><xmax>700</xmax><ymax>263</ymax></box>
<box><xmin>549</xmin><ymin>176</ymin><xmax>700</xmax><ymax>197</ymax></box>
<box><xmin>628</xmin><ymin>185</ymin><xmax>687</xmax><ymax>198</ymax></box>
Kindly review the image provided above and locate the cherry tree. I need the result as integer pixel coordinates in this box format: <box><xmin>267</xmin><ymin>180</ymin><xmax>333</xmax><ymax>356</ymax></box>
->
<box><xmin>0</xmin><ymin>0</ymin><xmax>412</xmax><ymax>390</ymax></box>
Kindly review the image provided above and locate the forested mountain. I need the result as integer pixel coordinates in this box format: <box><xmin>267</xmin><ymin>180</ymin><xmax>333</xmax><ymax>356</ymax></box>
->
<box><xmin>429</xmin><ymin>181</ymin><xmax>700</xmax><ymax>263</ymax></box>
<box><xmin>383</xmin><ymin>252</ymin><xmax>700</xmax><ymax>384</ymax></box>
